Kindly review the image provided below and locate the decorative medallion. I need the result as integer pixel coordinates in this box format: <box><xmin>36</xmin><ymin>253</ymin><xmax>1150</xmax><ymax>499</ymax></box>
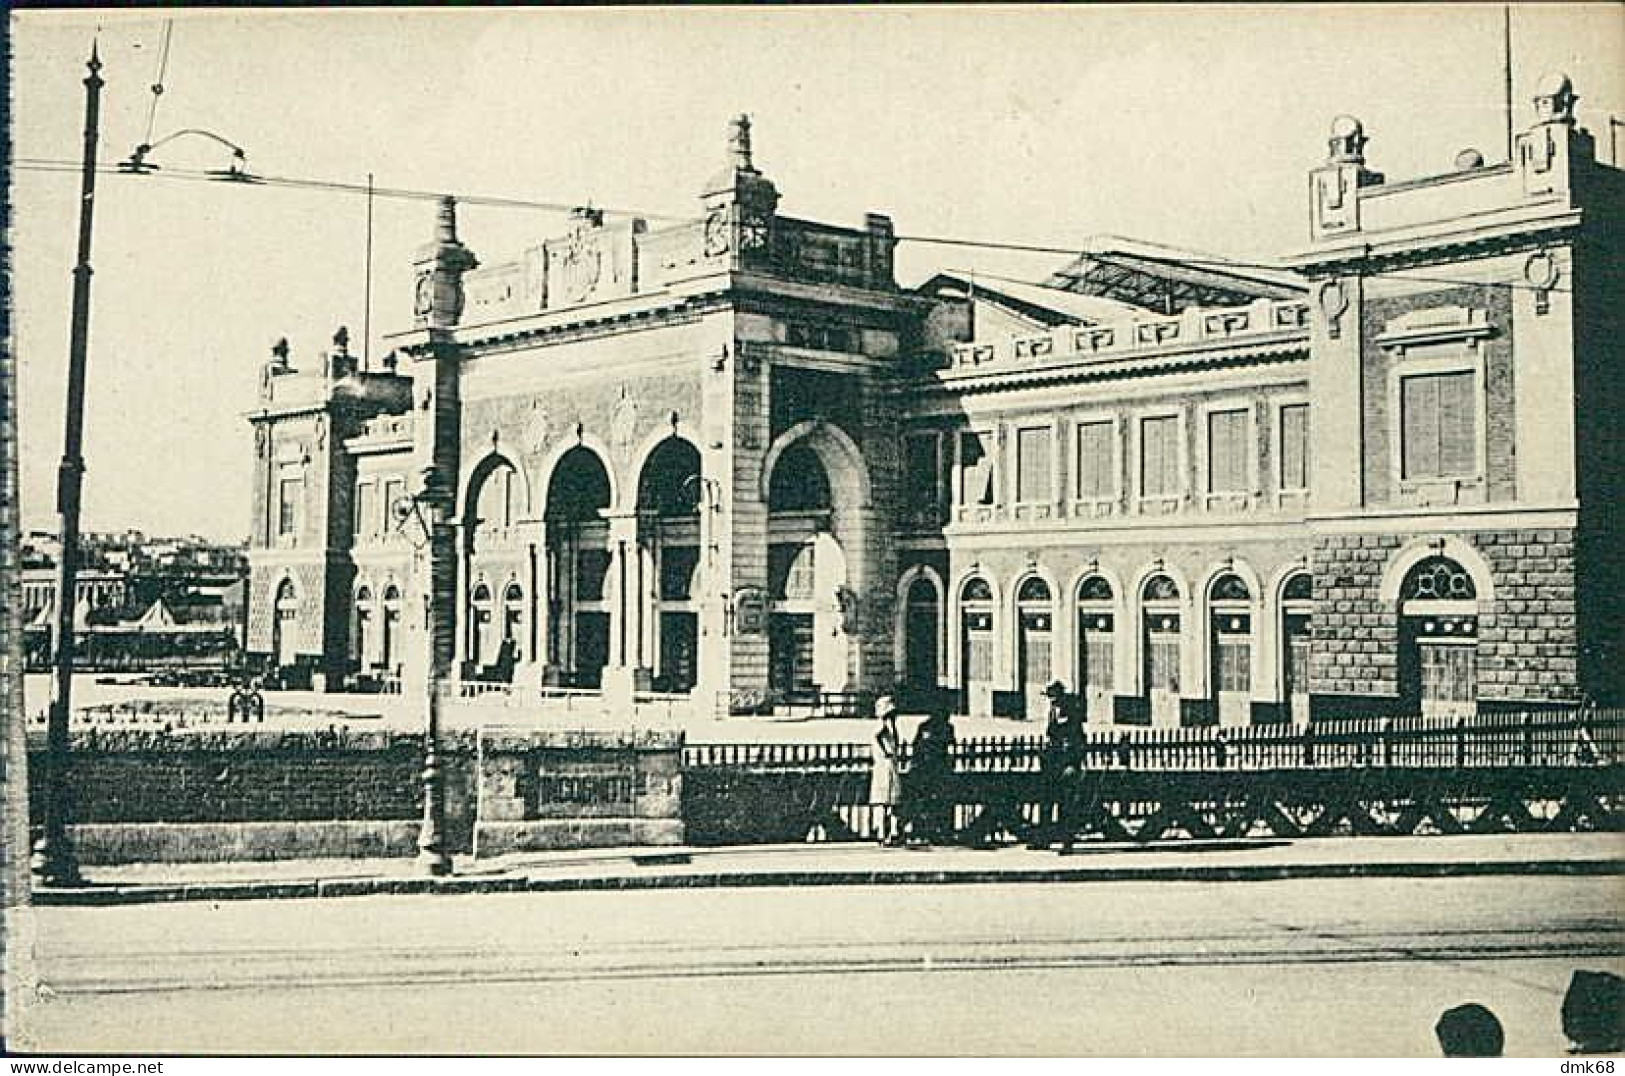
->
<box><xmin>1524</xmin><ymin>251</ymin><xmax>1560</xmax><ymax>315</ymax></box>
<box><xmin>1317</xmin><ymin>278</ymin><xmax>1350</xmax><ymax>339</ymax></box>
<box><xmin>703</xmin><ymin>209</ymin><xmax>731</xmax><ymax>257</ymax></box>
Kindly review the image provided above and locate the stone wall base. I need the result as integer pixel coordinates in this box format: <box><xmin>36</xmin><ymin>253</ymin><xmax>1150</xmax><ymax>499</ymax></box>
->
<box><xmin>66</xmin><ymin>821</ymin><xmax>421</xmax><ymax>865</ymax></box>
<box><xmin>474</xmin><ymin>819</ymin><xmax>685</xmax><ymax>859</ymax></box>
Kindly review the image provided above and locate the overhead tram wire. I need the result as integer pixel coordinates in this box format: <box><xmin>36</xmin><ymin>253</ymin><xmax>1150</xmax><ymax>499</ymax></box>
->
<box><xmin>12</xmin><ymin>157</ymin><xmax>692</xmax><ymax>221</ymax></box>
<box><xmin>140</xmin><ymin>19</ymin><xmax>174</xmax><ymax>151</ymax></box>
<box><xmin>13</xmin><ymin>159</ymin><xmax>1570</xmax><ymax>294</ymax></box>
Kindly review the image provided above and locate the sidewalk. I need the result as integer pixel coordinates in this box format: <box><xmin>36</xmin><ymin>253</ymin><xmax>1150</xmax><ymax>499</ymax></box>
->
<box><xmin>30</xmin><ymin>832</ymin><xmax>1625</xmax><ymax>905</ymax></box>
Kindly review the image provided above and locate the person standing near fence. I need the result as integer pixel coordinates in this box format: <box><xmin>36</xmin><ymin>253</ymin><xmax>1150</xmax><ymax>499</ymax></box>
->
<box><xmin>869</xmin><ymin>695</ymin><xmax>905</xmax><ymax>847</ymax></box>
<box><xmin>1029</xmin><ymin>680</ymin><xmax>1085</xmax><ymax>852</ymax></box>
<box><xmin>906</xmin><ymin>704</ymin><xmax>957</xmax><ymax>845</ymax></box>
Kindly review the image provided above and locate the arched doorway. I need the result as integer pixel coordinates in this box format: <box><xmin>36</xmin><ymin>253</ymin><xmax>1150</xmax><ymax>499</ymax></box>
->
<box><xmin>381</xmin><ymin>585</ymin><xmax>402</xmax><ymax>676</ymax></box>
<box><xmin>1141</xmin><ymin>573</ymin><xmax>1182</xmax><ymax>726</ymax></box>
<box><xmin>1398</xmin><ymin>556</ymin><xmax>1479</xmax><ymax>718</ymax></box>
<box><xmin>1076</xmin><ymin>575</ymin><xmax>1115</xmax><ymax>723</ymax></box>
<box><xmin>1015</xmin><ymin>576</ymin><xmax>1054</xmax><ymax>720</ymax></box>
<box><xmin>272</xmin><ymin>577</ymin><xmax>299</xmax><ymax>669</ymax></box>
<box><xmin>545</xmin><ymin>445</ymin><xmax>613</xmax><ymax>688</ymax></box>
<box><xmin>960</xmin><ymin>576</ymin><xmax>995</xmax><ymax>716</ymax></box>
<box><xmin>1208</xmin><ymin>573</ymin><xmax>1253</xmax><ymax>727</ymax></box>
<box><xmin>765</xmin><ymin>441</ymin><xmax>850</xmax><ymax>704</ymax></box>
<box><xmin>903</xmin><ymin>574</ymin><xmax>940</xmax><ymax>693</ymax></box>
<box><xmin>1280</xmin><ymin>573</ymin><xmax>1312</xmax><ymax>724</ymax></box>
<box><xmin>637</xmin><ymin>436</ymin><xmax>702</xmax><ymax>693</ymax></box>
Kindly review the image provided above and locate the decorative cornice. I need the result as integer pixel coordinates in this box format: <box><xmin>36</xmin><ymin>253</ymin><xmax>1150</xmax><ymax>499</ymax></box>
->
<box><xmin>910</xmin><ymin>337</ymin><xmax>1308</xmax><ymax>398</ymax></box>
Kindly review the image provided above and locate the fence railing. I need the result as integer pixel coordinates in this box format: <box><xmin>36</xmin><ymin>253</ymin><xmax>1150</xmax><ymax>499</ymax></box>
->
<box><xmin>682</xmin><ymin>709</ymin><xmax>1625</xmax><ymax>773</ymax></box>
<box><xmin>681</xmin><ymin>709</ymin><xmax>1625</xmax><ymax>846</ymax></box>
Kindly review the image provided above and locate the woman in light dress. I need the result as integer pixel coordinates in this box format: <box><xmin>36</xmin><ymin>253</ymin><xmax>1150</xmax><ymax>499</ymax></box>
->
<box><xmin>869</xmin><ymin>695</ymin><xmax>905</xmax><ymax>846</ymax></box>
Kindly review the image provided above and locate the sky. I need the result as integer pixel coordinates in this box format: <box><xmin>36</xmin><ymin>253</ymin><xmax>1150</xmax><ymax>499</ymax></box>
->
<box><xmin>11</xmin><ymin>5</ymin><xmax>1622</xmax><ymax>543</ymax></box>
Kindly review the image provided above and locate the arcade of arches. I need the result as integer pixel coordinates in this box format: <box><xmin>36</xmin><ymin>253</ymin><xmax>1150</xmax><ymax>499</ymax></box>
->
<box><xmin>894</xmin><ymin>550</ymin><xmax>1493</xmax><ymax>725</ymax></box>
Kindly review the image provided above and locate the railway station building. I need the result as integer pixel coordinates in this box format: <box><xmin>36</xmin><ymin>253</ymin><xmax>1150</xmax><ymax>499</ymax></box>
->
<box><xmin>244</xmin><ymin>73</ymin><xmax>1624</xmax><ymax>723</ymax></box>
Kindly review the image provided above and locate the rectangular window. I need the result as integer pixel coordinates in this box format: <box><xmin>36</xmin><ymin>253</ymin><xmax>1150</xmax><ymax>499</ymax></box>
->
<box><xmin>1206</xmin><ymin>409</ymin><xmax>1249</xmax><ymax>494</ymax></box>
<box><xmin>1279</xmin><ymin>404</ymin><xmax>1309</xmax><ymax>491</ymax></box>
<box><xmin>959</xmin><ymin>430</ymin><xmax>995</xmax><ymax>505</ymax></box>
<box><xmin>904</xmin><ymin>433</ymin><xmax>940</xmax><ymax>511</ymax></box>
<box><xmin>1139</xmin><ymin>415</ymin><xmax>1180</xmax><ymax>498</ymax></box>
<box><xmin>277</xmin><ymin>474</ymin><xmax>302</xmax><ymax>538</ymax></box>
<box><xmin>1015</xmin><ymin>426</ymin><xmax>1052</xmax><ymax>503</ymax></box>
<box><xmin>354</xmin><ymin>483</ymin><xmax>376</xmax><ymax>537</ymax></box>
<box><xmin>1402</xmin><ymin>371</ymin><xmax>1476</xmax><ymax>479</ymax></box>
<box><xmin>1075</xmin><ymin>420</ymin><xmax>1115</xmax><ymax>500</ymax></box>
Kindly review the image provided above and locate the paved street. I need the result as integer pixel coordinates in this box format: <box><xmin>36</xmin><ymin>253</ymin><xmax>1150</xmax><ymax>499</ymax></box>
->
<box><xmin>10</xmin><ymin>874</ymin><xmax>1622</xmax><ymax>1055</ymax></box>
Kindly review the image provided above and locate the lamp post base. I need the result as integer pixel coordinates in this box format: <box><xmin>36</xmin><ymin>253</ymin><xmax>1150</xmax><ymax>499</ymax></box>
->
<box><xmin>415</xmin><ymin>847</ymin><xmax>453</xmax><ymax>877</ymax></box>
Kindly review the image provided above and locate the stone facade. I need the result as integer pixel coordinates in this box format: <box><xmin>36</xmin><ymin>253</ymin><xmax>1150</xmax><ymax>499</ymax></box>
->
<box><xmin>247</xmin><ymin>79</ymin><xmax>1623</xmax><ymax>723</ymax></box>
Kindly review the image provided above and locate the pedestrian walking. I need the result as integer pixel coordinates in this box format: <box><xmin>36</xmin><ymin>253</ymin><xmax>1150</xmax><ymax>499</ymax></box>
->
<box><xmin>906</xmin><ymin>704</ymin><xmax>957</xmax><ymax>844</ymax></box>
<box><xmin>1029</xmin><ymin>680</ymin><xmax>1085</xmax><ymax>851</ymax></box>
<box><xmin>869</xmin><ymin>695</ymin><xmax>906</xmax><ymax>846</ymax></box>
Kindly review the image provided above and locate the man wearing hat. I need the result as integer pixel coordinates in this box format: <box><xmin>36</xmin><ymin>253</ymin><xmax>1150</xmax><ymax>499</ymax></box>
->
<box><xmin>1028</xmin><ymin>680</ymin><xmax>1086</xmax><ymax>852</ymax></box>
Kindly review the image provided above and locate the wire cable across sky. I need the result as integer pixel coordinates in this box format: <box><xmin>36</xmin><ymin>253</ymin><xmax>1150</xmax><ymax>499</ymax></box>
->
<box><xmin>12</xmin><ymin>157</ymin><xmax>1572</xmax><ymax>294</ymax></box>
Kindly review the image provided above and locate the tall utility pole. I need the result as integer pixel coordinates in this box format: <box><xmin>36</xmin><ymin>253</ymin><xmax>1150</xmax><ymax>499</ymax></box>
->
<box><xmin>1502</xmin><ymin>5</ymin><xmax>1515</xmax><ymax>163</ymax></box>
<box><xmin>34</xmin><ymin>44</ymin><xmax>104</xmax><ymax>887</ymax></box>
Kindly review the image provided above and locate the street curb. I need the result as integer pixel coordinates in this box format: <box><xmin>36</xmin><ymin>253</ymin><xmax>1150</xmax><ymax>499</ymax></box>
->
<box><xmin>29</xmin><ymin>857</ymin><xmax>1625</xmax><ymax>906</ymax></box>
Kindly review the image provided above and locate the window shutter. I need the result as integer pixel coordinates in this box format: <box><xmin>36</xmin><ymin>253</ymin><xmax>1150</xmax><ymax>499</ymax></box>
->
<box><xmin>1438</xmin><ymin>371</ymin><xmax>1476</xmax><ymax>476</ymax></box>
<box><xmin>1402</xmin><ymin>372</ymin><xmax>1474</xmax><ymax>479</ymax></box>
<box><xmin>1141</xmin><ymin>416</ymin><xmax>1178</xmax><ymax>497</ymax></box>
<box><xmin>1402</xmin><ymin>375</ymin><xmax>1441</xmax><ymax>479</ymax></box>
<box><xmin>1077</xmin><ymin>421</ymin><xmax>1113</xmax><ymax>498</ymax></box>
<box><xmin>1016</xmin><ymin>426</ymin><xmax>1051</xmax><ymax>502</ymax></box>
<box><xmin>1280</xmin><ymin>404</ymin><xmax>1308</xmax><ymax>490</ymax></box>
<box><xmin>1208</xmin><ymin>409</ymin><xmax>1248</xmax><ymax>493</ymax></box>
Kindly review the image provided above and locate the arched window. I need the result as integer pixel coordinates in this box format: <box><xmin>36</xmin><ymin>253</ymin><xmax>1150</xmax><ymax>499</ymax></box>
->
<box><xmin>1398</xmin><ymin>556</ymin><xmax>1479</xmax><ymax>718</ymax></box>
<box><xmin>1208</xmin><ymin>573</ymin><xmax>1252</xmax><ymax>726</ymax></box>
<box><xmin>1017</xmin><ymin>577</ymin><xmax>1052</xmax><ymax>604</ymax></box>
<box><xmin>273</xmin><ymin>578</ymin><xmax>299</xmax><ymax>666</ymax></box>
<box><xmin>1076</xmin><ymin>575</ymin><xmax>1115</xmax><ymax>717</ymax></box>
<box><xmin>545</xmin><ymin>446</ymin><xmax>612</xmax><ymax>523</ymax></box>
<box><xmin>1015</xmin><ymin>576</ymin><xmax>1054</xmax><ymax>704</ymax></box>
<box><xmin>637</xmin><ymin>437</ymin><xmax>702</xmax><ymax>517</ymax></box>
<box><xmin>961</xmin><ymin>576</ymin><xmax>994</xmax><ymax>603</ymax></box>
<box><xmin>903</xmin><ymin>574</ymin><xmax>941</xmax><ymax>689</ymax></box>
<box><xmin>1281</xmin><ymin>571</ymin><xmax>1313</xmax><ymax>723</ymax></box>
<box><xmin>1401</xmin><ymin>556</ymin><xmax>1477</xmax><ymax>602</ymax></box>
<box><xmin>768</xmin><ymin>443</ymin><xmax>833</xmax><ymax>513</ymax></box>
<box><xmin>1077</xmin><ymin>575</ymin><xmax>1114</xmax><ymax>603</ymax></box>
<box><xmin>1142</xmin><ymin>574</ymin><xmax>1181</xmax><ymax>602</ymax></box>
<box><xmin>959</xmin><ymin>576</ymin><xmax>995</xmax><ymax>686</ymax></box>
<box><xmin>1140</xmin><ymin>573</ymin><xmax>1182</xmax><ymax>724</ymax></box>
<box><xmin>1283</xmin><ymin>573</ymin><xmax>1313</xmax><ymax>603</ymax></box>
<box><xmin>1209</xmin><ymin>573</ymin><xmax>1251</xmax><ymax>603</ymax></box>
